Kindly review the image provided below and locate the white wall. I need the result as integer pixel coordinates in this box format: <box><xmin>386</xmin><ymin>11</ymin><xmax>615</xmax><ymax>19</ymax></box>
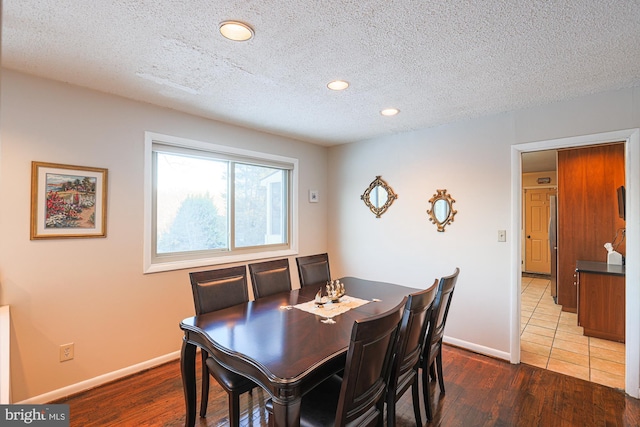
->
<box><xmin>0</xmin><ymin>70</ymin><xmax>329</xmax><ymax>402</ymax></box>
<box><xmin>328</xmin><ymin>113</ymin><xmax>515</xmax><ymax>358</ymax></box>
<box><xmin>327</xmin><ymin>86</ymin><xmax>640</xmax><ymax>368</ymax></box>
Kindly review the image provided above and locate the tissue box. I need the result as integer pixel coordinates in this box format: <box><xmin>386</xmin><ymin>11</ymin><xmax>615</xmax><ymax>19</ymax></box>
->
<box><xmin>607</xmin><ymin>250</ymin><xmax>623</xmax><ymax>265</ymax></box>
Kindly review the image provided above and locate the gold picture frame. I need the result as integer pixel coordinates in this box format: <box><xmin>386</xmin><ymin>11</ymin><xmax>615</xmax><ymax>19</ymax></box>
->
<box><xmin>30</xmin><ymin>161</ymin><xmax>108</xmax><ymax>239</ymax></box>
<box><xmin>360</xmin><ymin>176</ymin><xmax>398</xmax><ymax>218</ymax></box>
<box><xmin>426</xmin><ymin>189</ymin><xmax>457</xmax><ymax>232</ymax></box>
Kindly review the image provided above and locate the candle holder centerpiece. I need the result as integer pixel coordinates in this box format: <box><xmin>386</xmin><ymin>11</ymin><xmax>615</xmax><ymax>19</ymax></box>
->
<box><xmin>326</xmin><ymin>279</ymin><xmax>345</xmax><ymax>302</ymax></box>
<box><xmin>314</xmin><ymin>288</ymin><xmax>328</xmax><ymax>306</ymax></box>
<box><xmin>314</xmin><ymin>279</ymin><xmax>346</xmax><ymax>306</ymax></box>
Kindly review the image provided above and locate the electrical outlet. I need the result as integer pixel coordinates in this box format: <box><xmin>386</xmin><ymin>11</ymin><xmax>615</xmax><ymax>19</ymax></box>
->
<box><xmin>498</xmin><ymin>230</ymin><xmax>507</xmax><ymax>242</ymax></box>
<box><xmin>60</xmin><ymin>343</ymin><xmax>74</xmax><ymax>362</ymax></box>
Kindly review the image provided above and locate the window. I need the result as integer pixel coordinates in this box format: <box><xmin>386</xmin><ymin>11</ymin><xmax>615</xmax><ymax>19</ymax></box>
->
<box><xmin>144</xmin><ymin>132</ymin><xmax>298</xmax><ymax>273</ymax></box>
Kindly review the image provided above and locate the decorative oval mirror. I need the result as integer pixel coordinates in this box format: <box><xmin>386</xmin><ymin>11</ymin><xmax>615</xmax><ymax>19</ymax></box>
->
<box><xmin>427</xmin><ymin>189</ymin><xmax>457</xmax><ymax>232</ymax></box>
<box><xmin>361</xmin><ymin>176</ymin><xmax>397</xmax><ymax>218</ymax></box>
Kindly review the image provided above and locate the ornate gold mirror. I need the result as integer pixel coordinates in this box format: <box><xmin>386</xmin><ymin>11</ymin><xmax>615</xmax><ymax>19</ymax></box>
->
<box><xmin>427</xmin><ymin>189</ymin><xmax>457</xmax><ymax>232</ymax></box>
<box><xmin>361</xmin><ymin>176</ymin><xmax>397</xmax><ymax>218</ymax></box>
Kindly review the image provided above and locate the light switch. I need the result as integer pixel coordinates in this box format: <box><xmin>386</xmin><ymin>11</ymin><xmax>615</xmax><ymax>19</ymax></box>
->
<box><xmin>498</xmin><ymin>230</ymin><xmax>507</xmax><ymax>242</ymax></box>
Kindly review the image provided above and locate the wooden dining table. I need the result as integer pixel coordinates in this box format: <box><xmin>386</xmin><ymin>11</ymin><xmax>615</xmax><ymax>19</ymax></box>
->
<box><xmin>179</xmin><ymin>276</ymin><xmax>419</xmax><ymax>427</ymax></box>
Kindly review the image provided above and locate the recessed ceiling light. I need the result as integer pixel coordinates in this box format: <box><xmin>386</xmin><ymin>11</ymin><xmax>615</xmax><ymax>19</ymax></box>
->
<box><xmin>327</xmin><ymin>80</ymin><xmax>349</xmax><ymax>91</ymax></box>
<box><xmin>381</xmin><ymin>108</ymin><xmax>400</xmax><ymax>116</ymax></box>
<box><xmin>219</xmin><ymin>21</ymin><xmax>254</xmax><ymax>41</ymax></box>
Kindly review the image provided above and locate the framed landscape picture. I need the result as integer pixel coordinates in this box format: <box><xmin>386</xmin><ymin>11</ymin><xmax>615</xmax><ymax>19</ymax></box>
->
<box><xmin>30</xmin><ymin>162</ymin><xmax>108</xmax><ymax>239</ymax></box>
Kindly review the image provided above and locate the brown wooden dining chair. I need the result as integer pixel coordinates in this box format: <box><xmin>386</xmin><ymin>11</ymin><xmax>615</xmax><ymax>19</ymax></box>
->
<box><xmin>296</xmin><ymin>253</ymin><xmax>331</xmax><ymax>287</ymax></box>
<box><xmin>189</xmin><ymin>266</ymin><xmax>256</xmax><ymax>426</ymax></box>
<box><xmin>248</xmin><ymin>258</ymin><xmax>292</xmax><ymax>298</ymax></box>
<box><xmin>421</xmin><ymin>267</ymin><xmax>460</xmax><ymax>421</ymax></box>
<box><xmin>266</xmin><ymin>297</ymin><xmax>407</xmax><ymax>427</ymax></box>
<box><xmin>386</xmin><ymin>279</ymin><xmax>438</xmax><ymax>427</ymax></box>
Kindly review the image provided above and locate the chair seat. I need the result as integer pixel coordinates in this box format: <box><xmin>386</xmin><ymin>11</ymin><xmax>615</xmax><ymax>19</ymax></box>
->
<box><xmin>266</xmin><ymin>374</ymin><xmax>379</xmax><ymax>427</ymax></box>
<box><xmin>300</xmin><ymin>374</ymin><xmax>340</xmax><ymax>427</ymax></box>
<box><xmin>205</xmin><ymin>357</ymin><xmax>254</xmax><ymax>393</ymax></box>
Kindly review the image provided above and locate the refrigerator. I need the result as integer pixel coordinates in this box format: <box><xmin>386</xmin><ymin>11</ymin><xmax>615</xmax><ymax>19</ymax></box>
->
<box><xmin>549</xmin><ymin>195</ymin><xmax>558</xmax><ymax>303</ymax></box>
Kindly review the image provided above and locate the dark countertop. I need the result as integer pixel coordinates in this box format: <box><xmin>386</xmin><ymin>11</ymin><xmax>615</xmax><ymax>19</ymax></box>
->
<box><xmin>576</xmin><ymin>260</ymin><xmax>625</xmax><ymax>276</ymax></box>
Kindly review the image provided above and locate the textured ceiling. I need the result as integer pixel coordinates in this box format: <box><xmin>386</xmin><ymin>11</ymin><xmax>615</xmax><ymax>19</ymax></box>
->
<box><xmin>2</xmin><ymin>1</ymin><xmax>640</xmax><ymax>145</ymax></box>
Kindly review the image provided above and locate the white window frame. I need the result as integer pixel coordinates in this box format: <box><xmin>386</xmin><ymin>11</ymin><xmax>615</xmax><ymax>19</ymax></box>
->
<box><xmin>144</xmin><ymin>132</ymin><xmax>298</xmax><ymax>273</ymax></box>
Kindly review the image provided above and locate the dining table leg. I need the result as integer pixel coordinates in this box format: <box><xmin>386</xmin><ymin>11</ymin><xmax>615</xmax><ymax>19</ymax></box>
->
<box><xmin>181</xmin><ymin>339</ymin><xmax>197</xmax><ymax>427</ymax></box>
<box><xmin>271</xmin><ymin>397</ymin><xmax>301</xmax><ymax>427</ymax></box>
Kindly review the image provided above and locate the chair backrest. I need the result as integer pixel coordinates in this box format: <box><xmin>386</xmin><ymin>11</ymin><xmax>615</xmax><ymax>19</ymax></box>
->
<box><xmin>296</xmin><ymin>253</ymin><xmax>331</xmax><ymax>287</ymax></box>
<box><xmin>425</xmin><ymin>268</ymin><xmax>460</xmax><ymax>349</ymax></box>
<box><xmin>334</xmin><ymin>297</ymin><xmax>407</xmax><ymax>427</ymax></box>
<box><xmin>248</xmin><ymin>258</ymin><xmax>292</xmax><ymax>299</ymax></box>
<box><xmin>189</xmin><ymin>266</ymin><xmax>249</xmax><ymax>315</ymax></box>
<box><xmin>389</xmin><ymin>280</ymin><xmax>439</xmax><ymax>392</ymax></box>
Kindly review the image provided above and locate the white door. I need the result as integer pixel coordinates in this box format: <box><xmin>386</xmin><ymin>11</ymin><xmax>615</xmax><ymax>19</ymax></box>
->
<box><xmin>524</xmin><ymin>188</ymin><xmax>556</xmax><ymax>274</ymax></box>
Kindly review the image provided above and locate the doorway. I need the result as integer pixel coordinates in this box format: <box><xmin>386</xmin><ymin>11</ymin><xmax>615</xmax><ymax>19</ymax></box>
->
<box><xmin>511</xmin><ymin>128</ymin><xmax>640</xmax><ymax>398</ymax></box>
<box><xmin>520</xmin><ymin>150</ymin><xmax>618</xmax><ymax>386</ymax></box>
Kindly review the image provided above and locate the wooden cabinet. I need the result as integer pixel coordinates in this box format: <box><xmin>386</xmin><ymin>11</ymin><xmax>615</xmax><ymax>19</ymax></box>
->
<box><xmin>576</xmin><ymin>261</ymin><xmax>625</xmax><ymax>342</ymax></box>
<box><xmin>557</xmin><ymin>143</ymin><xmax>625</xmax><ymax>312</ymax></box>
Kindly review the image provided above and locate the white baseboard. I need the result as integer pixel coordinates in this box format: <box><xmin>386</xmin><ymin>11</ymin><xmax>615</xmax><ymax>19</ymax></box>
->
<box><xmin>15</xmin><ymin>336</ymin><xmax>509</xmax><ymax>404</ymax></box>
<box><xmin>444</xmin><ymin>335</ymin><xmax>512</xmax><ymax>362</ymax></box>
<box><xmin>17</xmin><ymin>350</ymin><xmax>181</xmax><ymax>404</ymax></box>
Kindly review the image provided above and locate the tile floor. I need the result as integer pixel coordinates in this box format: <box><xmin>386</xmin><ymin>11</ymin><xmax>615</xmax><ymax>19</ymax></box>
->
<box><xmin>520</xmin><ymin>275</ymin><xmax>625</xmax><ymax>390</ymax></box>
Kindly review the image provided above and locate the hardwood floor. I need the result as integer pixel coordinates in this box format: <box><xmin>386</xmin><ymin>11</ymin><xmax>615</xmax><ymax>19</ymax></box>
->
<box><xmin>54</xmin><ymin>345</ymin><xmax>640</xmax><ymax>426</ymax></box>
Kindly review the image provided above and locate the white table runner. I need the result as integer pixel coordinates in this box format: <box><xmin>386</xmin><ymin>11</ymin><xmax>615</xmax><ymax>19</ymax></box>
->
<box><xmin>293</xmin><ymin>295</ymin><xmax>371</xmax><ymax>318</ymax></box>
